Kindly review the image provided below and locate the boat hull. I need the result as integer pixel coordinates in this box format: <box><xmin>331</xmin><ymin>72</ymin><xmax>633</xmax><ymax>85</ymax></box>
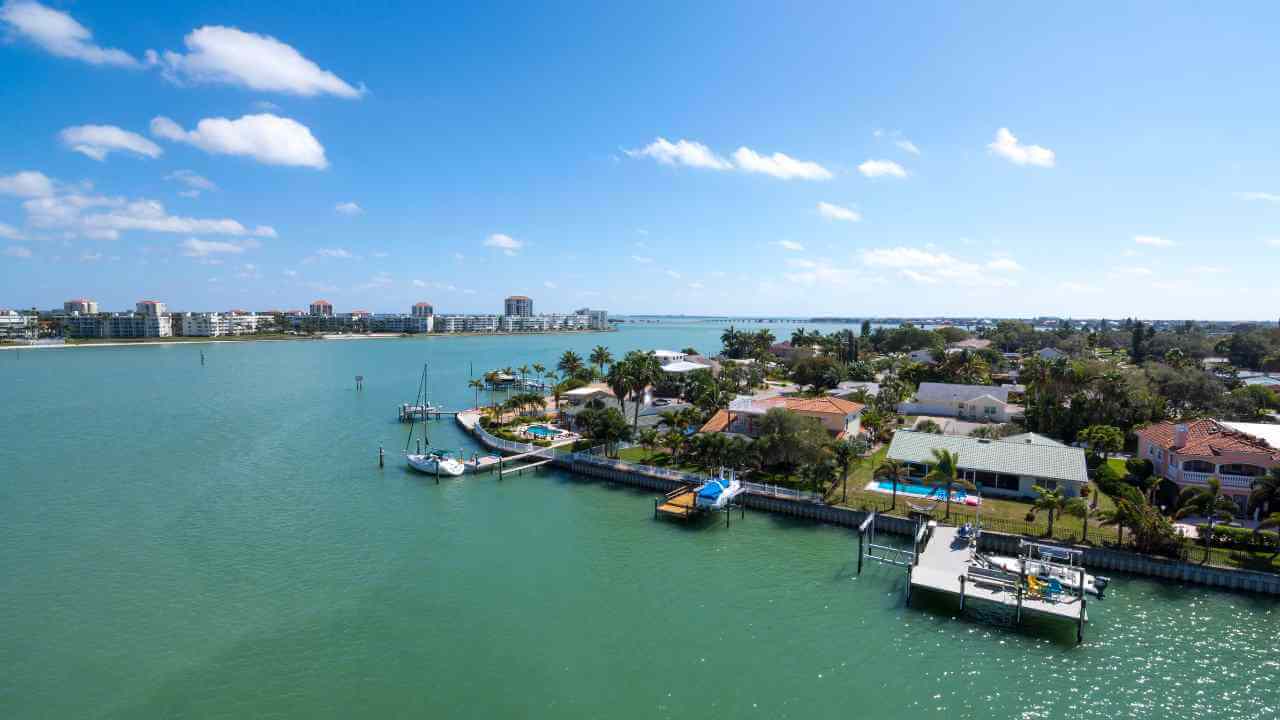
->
<box><xmin>407</xmin><ymin>453</ymin><xmax>466</xmax><ymax>476</ymax></box>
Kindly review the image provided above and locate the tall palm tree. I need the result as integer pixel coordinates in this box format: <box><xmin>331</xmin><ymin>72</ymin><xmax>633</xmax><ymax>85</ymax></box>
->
<box><xmin>832</xmin><ymin>440</ymin><xmax>862</xmax><ymax>504</ymax></box>
<box><xmin>531</xmin><ymin>362</ymin><xmax>547</xmax><ymax>386</ymax></box>
<box><xmin>1063</xmin><ymin>496</ymin><xmax>1095</xmax><ymax>543</ymax></box>
<box><xmin>557</xmin><ymin>350</ymin><xmax>584</xmax><ymax>377</ymax></box>
<box><xmin>589</xmin><ymin>345</ymin><xmax>613</xmax><ymax>375</ymax></box>
<box><xmin>605</xmin><ymin>360</ymin><xmax>630</xmax><ymax>418</ymax></box>
<box><xmin>517</xmin><ymin>364</ymin><xmax>531</xmax><ymax>386</ymax></box>
<box><xmin>1174</xmin><ymin>477</ymin><xmax>1240</xmax><ymax>564</ymax></box>
<box><xmin>1030</xmin><ymin>485</ymin><xmax>1070</xmax><ymax>537</ymax></box>
<box><xmin>637</xmin><ymin>427</ymin><xmax>660</xmax><ymax>458</ymax></box>
<box><xmin>1248</xmin><ymin>469</ymin><xmax>1280</xmax><ymax>520</ymax></box>
<box><xmin>624</xmin><ymin>351</ymin><xmax>662</xmax><ymax>431</ymax></box>
<box><xmin>923</xmin><ymin>448</ymin><xmax>974</xmax><ymax>520</ymax></box>
<box><xmin>876</xmin><ymin>458</ymin><xmax>909</xmax><ymax>511</ymax></box>
<box><xmin>466</xmin><ymin>378</ymin><xmax>485</xmax><ymax>410</ymax></box>
<box><xmin>661</xmin><ymin>429</ymin><xmax>684</xmax><ymax>463</ymax></box>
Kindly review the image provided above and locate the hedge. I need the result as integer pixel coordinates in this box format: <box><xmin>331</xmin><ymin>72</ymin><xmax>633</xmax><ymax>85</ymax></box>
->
<box><xmin>1195</xmin><ymin>524</ymin><xmax>1280</xmax><ymax>552</ymax></box>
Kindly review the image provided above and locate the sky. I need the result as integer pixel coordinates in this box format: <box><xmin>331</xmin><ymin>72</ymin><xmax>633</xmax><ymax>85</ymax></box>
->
<box><xmin>1</xmin><ymin>1</ymin><xmax>1279</xmax><ymax>319</ymax></box>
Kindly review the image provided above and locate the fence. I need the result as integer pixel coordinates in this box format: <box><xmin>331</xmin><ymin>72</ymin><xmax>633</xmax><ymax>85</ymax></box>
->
<box><xmin>472</xmin><ymin>421</ymin><xmax>541</xmax><ymax>454</ymax></box>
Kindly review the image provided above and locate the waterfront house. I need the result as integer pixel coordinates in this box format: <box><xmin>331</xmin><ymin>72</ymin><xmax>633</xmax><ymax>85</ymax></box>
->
<box><xmin>1035</xmin><ymin>347</ymin><xmax>1067</xmax><ymax>362</ymax></box>
<box><xmin>1135</xmin><ymin>419</ymin><xmax>1279</xmax><ymax>514</ymax></box>
<box><xmin>897</xmin><ymin>382</ymin><xmax>1023</xmax><ymax>422</ymax></box>
<box><xmin>699</xmin><ymin>395</ymin><xmax>864</xmax><ymax>440</ymax></box>
<box><xmin>947</xmin><ymin>338</ymin><xmax>992</xmax><ymax>352</ymax></box>
<box><xmin>885</xmin><ymin>430</ymin><xmax>1089</xmax><ymax>499</ymax></box>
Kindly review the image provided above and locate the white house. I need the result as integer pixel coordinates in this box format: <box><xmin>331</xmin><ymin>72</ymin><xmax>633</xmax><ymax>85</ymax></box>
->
<box><xmin>886</xmin><ymin>430</ymin><xmax>1089</xmax><ymax>499</ymax></box>
<box><xmin>897</xmin><ymin>382</ymin><xmax>1023</xmax><ymax>422</ymax></box>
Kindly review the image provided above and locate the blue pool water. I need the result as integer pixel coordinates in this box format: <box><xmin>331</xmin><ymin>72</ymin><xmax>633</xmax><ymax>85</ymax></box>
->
<box><xmin>874</xmin><ymin>480</ymin><xmax>968</xmax><ymax>500</ymax></box>
<box><xmin>525</xmin><ymin>424</ymin><xmax>562</xmax><ymax>438</ymax></box>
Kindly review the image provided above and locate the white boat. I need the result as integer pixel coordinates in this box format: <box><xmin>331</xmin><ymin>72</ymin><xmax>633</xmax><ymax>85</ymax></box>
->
<box><xmin>407</xmin><ymin>450</ymin><xmax>466</xmax><ymax>476</ymax></box>
<box><xmin>695</xmin><ymin>469</ymin><xmax>745</xmax><ymax>510</ymax></box>
<box><xmin>983</xmin><ymin>555</ymin><xmax>1110</xmax><ymax>597</ymax></box>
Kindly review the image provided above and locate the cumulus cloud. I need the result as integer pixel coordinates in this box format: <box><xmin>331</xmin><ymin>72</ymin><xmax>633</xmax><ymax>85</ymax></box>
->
<box><xmin>180</xmin><ymin>237</ymin><xmax>260</xmax><ymax>257</ymax></box>
<box><xmin>732</xmin><ymin>147</ymin><xmax>832</xmax><ymax>180</ymax></box>
<box><xmin>1133</xmin><ymin>235</ymin><xmax>1174</xmax><ymax>248</ymax></box>
<box><xmin>624</xmin><ymin>137</ymin><xmax>732</xmax><ymax>170</ymax></box>
<box><xmin>59</xmin><ymin>124</ymin><xmax>161</xmax><ymax>161</ymax></box>
<box><xmin>0</xmin><ymin>170</ymin><xmax>54</xmax><ymax>197</ymax></box>
<box><xmin>484</xmin><ymin>233</ymin><xmax>523</xmax><ymax>255</ymax></box>
<box><xmin>631</xmin><ymin>255</ymin><xmax>653</xmax><ymax>264</ymax></box>
<box><xmin>3</xmin><ymin>245</ymin><xmax>32</xmax><ymax>258</ymax></box>
<box><xmin>774</xmin><ymin>240</ymin><xmax>804</xmax><ymax>251</ymax></box>
<box><xmin>543</xmin><ymin>280</ymin><xmax>557</xmax><ymax>289</ymax></box>
<box><xmin>0</xmin><ymin>1</ymin><xmax>140</xmax><ymax>67</ymax></box>
<box><xmin>986</xmin><ymin>258</ymin><xmax>1023</xmax><ymax>272</ymax></box>
<box><xmin>895</xmin><ymin>139</ymin><xmax>920</xmax><ymax>155</ymax></box>
<box><xmin>79</xmin><ymin>199</ymin><xmax>276</xmax><ymax>238</ymax></box>
<box><xmin>1060</xmin><ymin>281</ymin><xmax>1101</xmax><ymax>294</ymax></box>
<box><xmin>817</xmin><ymin>201</ymin><xmax>861</xmax><ymax>222</ymax></box>
<box><xmin>315</xmin><ymin>247</ymin><xmax>354</xmax><ymax>259</ymax></box>
<box><xmin>688</xmin><ymin>282</ymin><xmax>705</xmax><ymax>290</ymax></box>
<box><xmin>151</xmin><ymin>113</ymin><xmax>327</xmax><ymax>169</ymax></box>
<box><xmin>988</xmin><ymin>128</ymin><xmax>1055</xmax><ymax>168</ymax></box>
<box><xmin>1238</xmin><ymin>191</ymin><xmax>1280</xmax><ymax>203</ymax></box>
<box><xmin>150</xmin><ymin>26</ymin><xmax>363</xmax><ymax>98</ymax></box>
<box><xmin>665</xmin><ymin>269</ymin><xmax>682</xmax><ymax>279</ymax></box>
<box><xmin>857</xmin><ymin>159</ymin><xmax>907</xmax><ymax>178</ymax></box>
<box><xmin>165</xmin><ymin>169</ymin><xmax>216</xmax><ymax>197</ymax></box>
<box><xmin>861</xmin><ymin>246</ymin><xmax>1017</xmax><ymax>288</ymax></box>
<box><xmin>334</xmin><ymin>201</ymin><xmax>362</xmax><ymax>215</ymax></box>
<box><xmin>0</xmin><ymin>222</ymin><xmax>23</xmax><ymax>240</ymax></box>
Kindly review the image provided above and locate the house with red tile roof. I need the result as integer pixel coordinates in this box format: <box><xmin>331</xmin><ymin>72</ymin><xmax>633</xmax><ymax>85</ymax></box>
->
<box><xmin>1135</xmin><ymin>418</ymin><xmax>1280</xmax><ymax>512</ymax></box>
<box><xmin>699</xmin><ymin>395</ymin><xmax>864</xmax><ymax>440</ymax></box>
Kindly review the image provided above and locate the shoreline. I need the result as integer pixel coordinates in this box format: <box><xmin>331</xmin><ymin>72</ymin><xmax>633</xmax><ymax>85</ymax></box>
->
<box><xmin>0</xmin><ymin>327</ymin><xmax>616</xmax><ymax>351</ymax></box>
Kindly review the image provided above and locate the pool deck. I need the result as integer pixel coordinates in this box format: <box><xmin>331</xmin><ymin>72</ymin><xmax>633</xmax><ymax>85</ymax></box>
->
<box><xmin>912</xmin><ymin>526</ymin><xmax>1086</xmax><ymax>623</ymax></box>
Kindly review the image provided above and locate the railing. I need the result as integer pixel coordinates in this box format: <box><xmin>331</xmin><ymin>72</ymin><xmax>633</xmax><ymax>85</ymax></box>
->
<box><xmin>1179</xmin><ymin>471</ymin><xmax>1256</xmax><ymax>490</ymax></box>
<box><xmin>568</xmin><ymin>451</ymin><xmax>825</xmax><ymax>503</ymax></box>
<box><xmin>741</xmin><ymin>482</ymin><xmax>824</xmax><ymax>503</ymax></box>
<box><xmin>473</xmin><ymin>422</ymin><xmax>541</xmax><ymax>454</ymax></box>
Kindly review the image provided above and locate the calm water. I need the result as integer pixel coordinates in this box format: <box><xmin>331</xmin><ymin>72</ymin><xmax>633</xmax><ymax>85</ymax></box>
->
<box><xmin>2</xmin><ymin>322</ymin><xmax>1276</xmax><ymax>719</ymax></box>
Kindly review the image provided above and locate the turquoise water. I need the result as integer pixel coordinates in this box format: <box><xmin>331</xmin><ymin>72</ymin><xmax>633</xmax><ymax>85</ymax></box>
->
<box><xmin>1</xmin><ymin>321</ymin><xmax>1277</xmax><ymax>719</ymax></box>
<box><xmin>874</xmin><ymin>479</ymin><xmax>970</xmax><ymax>501</ymax></box>
<box><xmin>525</xmin><ymin>424</ymin><xmax>562</xmax><ymax>438</ymax></box>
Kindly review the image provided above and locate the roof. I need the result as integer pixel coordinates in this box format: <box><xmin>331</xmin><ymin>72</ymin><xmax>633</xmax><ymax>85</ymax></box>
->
<box><xmin>653</xmin><ymin>349</ymin><xmax>685</xmax><ymax>358</ymax></box>
<box><xmin>1037</xmin><ymin>347</ymin><xmax>1066</xmax><ymax>358</ymax></box>
<box><xmin>1137</xmin><ymin>419</ymin><xmax>1279</xmax><ymax>459</ymax></box>
<box><xmin>755</xmin><ymin>395</ymin><xmax>864</xmax><ymax>416</ymax></box>
<box><xmin>661</xmin><ymin>360</ymin><xmax>712</xmax><ymax>373</ymax></box>
<box><xmin>915</xmin><ymin>382</ymin><xmax>1012</xmax><ymax>404</ymax></box>
<box><xmin>1002</xmin><ymin>432</ymin><xmax>1064</xmax><ymax>447</ymax></box>
<box><xmin>413</xmin><ymin>301</ymin><xmax>433</xmax><ymax>307</ymax></box>
<box><xmin>505</xmin><ymin>295</ymin><xmax>531</xmax><ymax>300</ymax></box>
<box><xmin>886</xmin><ymin>430</ymin><xmax>1089</xmax><ymax>484</ymax></box>
<box><xmin>1222</xmin><ymin>421</ymin><xmax>1280</xmax><ymax>450</ymax></box>
<box><xmin>699</xmin><ymin>409</ymin><xmax>732</xmax><ymax>433</ymax></box>
<box><xmin>563</xmin><ymin>384</ymin><xmax>615</xmax><ymax>398</ymax></box>
<box><xmin>311</xmin><ymin>299</ymin><xmax>332</xmax><ymax>305</ymax></box>
<box><xmin>949</xmin><ymin>338</ymin><xmax>992</xmax><ymax>350</ymax></box>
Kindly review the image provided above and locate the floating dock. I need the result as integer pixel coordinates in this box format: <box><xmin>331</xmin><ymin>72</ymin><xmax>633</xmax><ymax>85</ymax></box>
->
<box><xmin>655</xmin><ymin>485</ymin><xmax>700</xmax><ymax>520</ymax></box>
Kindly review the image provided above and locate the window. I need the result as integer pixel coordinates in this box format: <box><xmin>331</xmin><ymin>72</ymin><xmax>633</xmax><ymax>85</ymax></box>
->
<box><xmin>1219</xmin><ymin>463</ymin><xmax>1265</xmax><ymax>477</ymax></box>
<box><xmin>1038</xmin><ymin>479</ymin><xmax>1058</xmax><ymax>491</ymax></box>
<box><xmin>1182</xmin><ymin>460</ymin><xmax>1215</xmax><ymax>473</ymax></box>
<box><xmin>996</xmin><ymin>474</ymin><xmax>1020</xmax><ymax>491</ymax></box>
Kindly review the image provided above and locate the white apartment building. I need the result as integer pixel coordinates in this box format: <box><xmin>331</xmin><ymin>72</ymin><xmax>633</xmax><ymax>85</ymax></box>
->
<box><xmin>64</xmin><ymin>298</ymin><xmax>98</xmax><ymax>314</ymax></box>
<box><xmin>180</xmin><ymin>312</ymin><xmax>262</xmax><ymax>337</ymax></box>
<box><xmin>0</xmin><ymin>310</ymin><xmax>37</xmax><ymax>339</ymax></box>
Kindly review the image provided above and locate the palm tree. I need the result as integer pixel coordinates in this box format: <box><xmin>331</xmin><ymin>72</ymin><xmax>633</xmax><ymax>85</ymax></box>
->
<box><xmin>467</xmin><ymin>378</ymin><xmax>485</xmax><ymax>410</ymax></box>
<box><xmin>876</xmin><ymin>458</ymin><xmax>908</xmax><ymax>511</ymax></box>
<box><xmin>557</xmin><ymin>350</ymin><xmax>584</xmax><ymax>377</ymax></box>
<box><xmin>832</xmin><ymin>440</ymin><xmax>864</xmax><ymax>504</ymax></box>
<box><xmin>661</xmin><ymin>429</ymin><xmax>684</xmax><ymax>463</ymax></box>
<box><xmin>1030</xmin><ymin>485</ymin><xmax>1070</xmax><ymax>538</ymax></box>
<box><xmin>531</xmin><ymin>362</ymin><xmax>547</xmax><ymax>386</ymax></box>
<box><xmin>637</xmin><ymin>427</ymin><xmax>660</xmax><ymax>459</ymax></box>
<box><xmin>1174</xmin><ymin>477</ymin><xmax>1240</xmax><ymax>564</ymax></box>
<box><xmin>605</xmin><ymin>360</ymin><xmax>630</xmax><ymax>418</ymax></box>
<box><xmin>1248</xmin><ymin>469</ymin><xmax>1280</xmax><ymax>520</ymax></box>
<box><xmin>1063</xmin><ymin>496</ymin><xmax>1095</xmax><ymax>543</ymax></box>
<box><xmin>1255</xmin><ymin>512</ymin><xmax>1280</xmax><ymax>560</ymax></box>
<box><xmin>589</xmin><ymin>345</ymin><xmax>613</xmax><ymax>375</ymax></box>
<box><xmin>923</xmin><ymin>448</ymin><xmax>974</xmax><ymax>520</ymax></box>
<box><xmin>624</xmin><ymin>351</ymin><xmax>662</xmax><ymax>431</ymax></box>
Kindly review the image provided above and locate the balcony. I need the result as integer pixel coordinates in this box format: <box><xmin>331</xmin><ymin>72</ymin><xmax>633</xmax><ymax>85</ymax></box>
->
<box><xmin>1178</xmin><ymin>471</ymin><xmax>1256</xmax><ymax>490</ymax></box>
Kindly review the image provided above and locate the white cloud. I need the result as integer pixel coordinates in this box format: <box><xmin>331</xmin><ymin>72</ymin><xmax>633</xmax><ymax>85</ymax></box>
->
<box><xmin>78</xmin><ymin>250</ymin><xmax>102</xmax><ymax>262</ymax></box>
<box><xmin>452</xmin><ymin>252</ymin><xmax>464</xmax><ymax>261</ymax></box>
<box><xmin>895</xmin><ymin>139</ymin><xmax>920</xmax><ymax>155</ymax></box>
<box><xmin>544</xmin><ymin>280</ymin><xmax>557</xmax><ymax>289</ymax></box>
<box><xmin>3</xmin><ymin>245</ymin><xmax>32</xmax><ymax>258</ymax></box>
<box><xmin>59</xmin><ymin>124</ymin><xmax>161</xmax><ymax>161</ymax></box>
<box><xmin>411</xmin><ymin>279</ymin><xmax>426</xmax><ymax>287</ymax></box>
<box><xmin>79</xmin><ymin>199</ymin><xmax>276</xmax><ymax>238</ymax></box>
<box><xmin>484</xmin><ymin>233</ymin><xmax>523</xmax><ymax>255</ymax></box>
<box><xmin>631</xmin><ymin>255</ymin><xmax>653</xmax><ymax>264</ymax></box>
<box><xmin>988</xmin><ymin>128</ymin><xmax>1055</xmax><ymax>168</ymax></box>
<box><xmin>732</xmin><ymin>147</ymin><xmax>832</xmax><ymax>180</ymax></box>
<box><xmin>1267</xmin><ymin>239</ymin><xmax>1280</xmax><ymax>248</ymax></box>
<box><xmin>1238</xmin><ymin>192</ymin><xmax>1280</xmax><ymax>203</ymax></box>
<box><xmin>1134</xmin><ymin>235</ymin><xmax>1174</xmax><ymax>247</ymax></box>
<box><xmin>180</xmin><ymin>237</ymin><xmax>260</xmax><ymax>257</ymax></box>
<box><xmin>1110</xmin><ymin>266</ymin><xmax>1154</xmax><ymax>277</ymax></box>
<box><xmin>166</xmin><ymin>169</ymin><xmax>216</xmax><ymax>195</ymax></box>
<box><xmin>857</xmin><ymin>159</ymin><xmax>907</xmax><ymax>178</ymax></box>
<box><xmin>665</xmin><ymin>269</ymin><xmax>682</xmax><ymax>279</ymax></box>
<box><xmin>786</xmin><ymin>258</ymin><xmax>817</xmax><ymax>269</ymax></box>
<box><xmin>986</xmin><ymin>258</ymin><xmax>1023</xmax><ymax>272</ymax></box>
<box><xmin>334</xmin><ymin>201</ymin><xmax>363</xmax><ymax>216</ymax></box>
<box><xmin>152</xmin><ymin>26</ymin><xmax>363</xmax><ymax>98</ymax></box>
<box><xmin>688</xmin><ymin>282</ymin><xmax>704</xmax><ymax>290</ymax></box>
<box><xmin>817</xmin><ymin>201</ymin><xmax>861</xmax><ymax>222</ymax></box>
<box><xmin>0</xmin><ymin>170</ymin><xmax>54</xmax><ymax>197</ymax></box>
<box><xmin>624</xmin><ymin>137</ymin><xmax>731</xmax><ymax>170</ymax></box>
<box><xmin>283</xmin><ymin>269</ymin><xmax>298</xmax><ymax>277</ymax></box>
<box><xmin>0</xmin><ymin>1</ymin><xmax>140</xmax><ymax>67</ymax></box>
<box><xmin>774</xmin><ymin>240</ymin><xmax>804</xmax><ymax>251</ymax></box>
<box><xmin>0</xmin><ymin>221</ymin><xmax>24</xmax><ymax>240</ymax></box>
<box><xmin>1060</xmin><ymin>281</ymin><xmax>1101</xmax><ymax>294</ymax></box>
<box><xmin>861</xmin><ymin>246</ymin><xmax>1016</xmax><ymax>288</ymax></box>
<box><xmin>315</xmin><ymin>248</ymin><xmax>354</xmax><ymax>259</ymax></box>
<box><xmin>151</xmin><ymin>113</ymin><xmax>327</xmax><ymax>169</ymax></box>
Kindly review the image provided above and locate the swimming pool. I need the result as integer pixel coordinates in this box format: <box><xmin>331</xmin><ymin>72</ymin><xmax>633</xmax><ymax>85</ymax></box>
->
<box><xmin>525</xmin><ymin>424</ymin><xmax>564</xmax><ymax>439</ymax></box>
<box><xmin>873</xmin><ymin>480</ymin><xmax>970</xmax><ymax>501</ymax></box>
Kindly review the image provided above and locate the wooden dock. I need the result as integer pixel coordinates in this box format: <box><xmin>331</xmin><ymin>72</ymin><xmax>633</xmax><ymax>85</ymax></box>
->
<box><xmin>655</xmin><ymin>485</ymin><xmax>700</xmax><ymax>520</ymax></box>
<box><xmin>911</xmin><ymin>526</ymin><xmax>1087</xmax><ymax>629</ymax></box>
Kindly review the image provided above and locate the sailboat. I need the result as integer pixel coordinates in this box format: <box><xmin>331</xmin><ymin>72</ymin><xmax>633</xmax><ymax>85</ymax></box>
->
<box><xmin>405</xmin><ymin>363</ymin><xmax>465</xmax><ymax>477</ymax></box>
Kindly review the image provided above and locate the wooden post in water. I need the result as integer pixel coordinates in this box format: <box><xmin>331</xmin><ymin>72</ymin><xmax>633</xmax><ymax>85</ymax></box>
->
<box><xmin>959</xmin><ymin>574</ymin><xmax>966</xmax><ymax>612</ymax></box>
<box><xmin>378</xmin><ymin>445</ymin><xmax>384</xmax><ymax>468</ymax></box>
<box><xmin>857</xmin><ymin>529</ymin><xmax>864</xmax><ymax>575</ymax></box>
<box><xmin>1015</xmin><ymin>585</ymin><xmax>1023</xmax><ymax>625</ymax></box>
<box><xmin>1077</xmin><ymin>596</ymin><xmax>1086</xmax><ymax>644</ymax></box>
<box><xmin>905</xmin><ymin>565</ymin><xmax>912</xmax><ymax>606</ymax></box>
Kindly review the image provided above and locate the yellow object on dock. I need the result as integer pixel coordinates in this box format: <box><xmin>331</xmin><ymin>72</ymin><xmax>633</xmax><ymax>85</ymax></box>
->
<box><xmin>655</xmin><ymin>486</ymin><xmax>700</xmax><ymax>520</ymax></box>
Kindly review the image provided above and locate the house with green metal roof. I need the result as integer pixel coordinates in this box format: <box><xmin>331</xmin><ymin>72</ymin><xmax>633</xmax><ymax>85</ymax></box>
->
<box><xmin>886</xmin><ymin>430</ymin><xmax>1088</xmax><ymax>499</ymax></box>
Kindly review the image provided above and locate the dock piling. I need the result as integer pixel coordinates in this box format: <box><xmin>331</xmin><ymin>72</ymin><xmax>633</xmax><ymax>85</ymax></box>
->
<box><xmin>378</xmin><ymin>445</ymin><xmax>384</xmax><ymax>468</ymax></box>
<box><xmin>1078</xmin><ymin>596</ymin><xmax>1086</xmax><ymax>644</ymax></box>
<box><xmin>959</xmin><ymin>574</ymin><xmax>966</xmax><ymax>612</ymax></box>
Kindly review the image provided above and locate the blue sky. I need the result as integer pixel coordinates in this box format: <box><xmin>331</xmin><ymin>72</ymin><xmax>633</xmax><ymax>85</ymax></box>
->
<box><xmin>1</xmin><ymin>1</ymin><xmax>1278</xmax><ymax>319</ymax></box>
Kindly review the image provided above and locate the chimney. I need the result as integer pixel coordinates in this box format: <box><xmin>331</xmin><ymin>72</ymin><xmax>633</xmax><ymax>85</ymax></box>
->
<box><xmin>1172</xmin><ymin>424</ymin><xmax>1188</xmax><ymax>449</ymax></box>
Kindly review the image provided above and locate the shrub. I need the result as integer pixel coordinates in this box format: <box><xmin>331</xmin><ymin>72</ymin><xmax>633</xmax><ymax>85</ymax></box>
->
<box><xmin>1195</xmin><ymin>524</ymin><xmax>1279</xmax><ymax>552</ymax></box>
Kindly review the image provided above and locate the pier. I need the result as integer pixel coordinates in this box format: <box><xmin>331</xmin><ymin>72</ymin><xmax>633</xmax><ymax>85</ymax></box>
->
<box><xmin>654</xmin><ymin>485</ymin><xmax>700</xmax><ymax>520</ymax></box>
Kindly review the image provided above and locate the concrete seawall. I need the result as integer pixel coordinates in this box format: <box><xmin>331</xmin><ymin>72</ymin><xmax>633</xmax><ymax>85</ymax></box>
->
<box><xmin>460</xmin><ymin>413</ymin><xmax>1280</xmax><ymax>596</ymax></box>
